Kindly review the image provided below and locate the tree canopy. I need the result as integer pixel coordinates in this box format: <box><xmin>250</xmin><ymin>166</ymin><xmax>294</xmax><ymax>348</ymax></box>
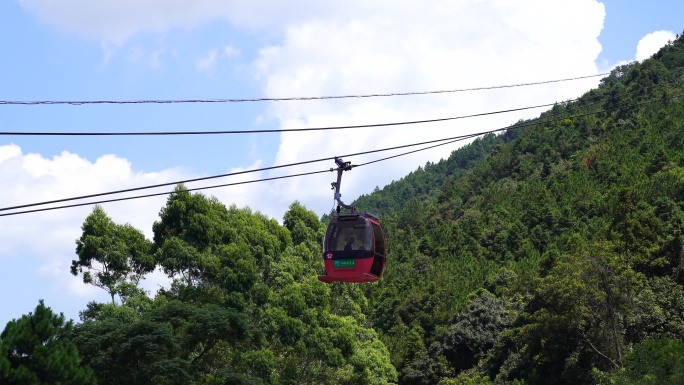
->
<box><xmin>0</xmin><ymin>300</ymin><xmax>95</xmax><ymax>385</ymax></box>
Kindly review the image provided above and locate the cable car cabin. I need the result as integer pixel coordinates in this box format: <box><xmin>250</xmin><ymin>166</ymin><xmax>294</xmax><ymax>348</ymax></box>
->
<box><xmin>318</xmin><ymin>213</ymin><xmax>386</xmax><ymax>283</ymax></box>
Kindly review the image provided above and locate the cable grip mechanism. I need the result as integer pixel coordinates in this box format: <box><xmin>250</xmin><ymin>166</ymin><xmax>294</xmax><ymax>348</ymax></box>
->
<box><xmin>330</xmin><ymin>157</ymin><xmax>355</xmax><ymax>214</ymax></box>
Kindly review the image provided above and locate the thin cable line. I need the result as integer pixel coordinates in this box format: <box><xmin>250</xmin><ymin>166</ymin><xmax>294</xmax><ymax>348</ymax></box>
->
<box><xmin>0</xmin><ymin>136</ymin><xmax>471</xmax><ymax>212</ymax></box>
<box><xmin>0</xmin><ymin>170</ymin><xmax>331</xmax><ymax>217</ymax></box>
<box><xmin>1</xmin><ymin>78</ymin><xmax>667</xmax><ymax>137</ymax></box>
<box><xmin>0</xmin><ymin>102</ymin><xmax>558</xmax><ymax>136</ymax></box>
<box><xmin>0</xmin><ymin>134</ymin><xmax>484</xmax><ymax>217</ymax></box>
<box><xmin>356</xmin><ymin>134</ymin><xmax>481</xmax><ymax>168</ymax></box>
<box><xmin>24</xmin><ymin>80</ymin><xmax>653</xmax><ymax>209</ymax></box>
<box><xmin>1</xmin><ymin>92</ymin><xmax>677</xmax><ymax>216</ymax></box>
<box><xmin>0</xmin><ymin>157</ymin><xmax>334</xmax><ymax>212</ymax></box>
<box><xmin>0</xmin><ymin>73</ymin><xmax>608</xmax><ymax>106</ymax></box>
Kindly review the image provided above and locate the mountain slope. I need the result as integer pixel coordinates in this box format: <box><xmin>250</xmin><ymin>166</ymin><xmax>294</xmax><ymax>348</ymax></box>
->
<box><xmin>357</xmin><ymin>32</ymin><xmax>684</xmax><ymax>384</ymax></box>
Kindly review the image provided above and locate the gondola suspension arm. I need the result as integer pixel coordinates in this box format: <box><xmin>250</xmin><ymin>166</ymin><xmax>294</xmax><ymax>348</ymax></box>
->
<box><xmin>331</xmin><ymin>157</ymin><xmax>355</xmax><ymax>214</ymax></box>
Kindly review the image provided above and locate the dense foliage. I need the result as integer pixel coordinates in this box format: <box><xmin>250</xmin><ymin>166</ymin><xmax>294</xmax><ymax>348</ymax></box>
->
<box><xmin>68</xmin><ymin>193</ymin><xmax>397</xmax><ymax>385</ymax></box>
<box><xmin>0</xmin><ymin>300</ymin><xmax>95</xmax><ymax>385</ymax></box>
<box><xmin>353</xmin><ymin>31</ymin><xmax>684</xmax><ymax>384</ymax></box>
<box><xmin>3</xmin><ymin>31</ymin><xmax>684</xmax><ymax>385</ymax></box>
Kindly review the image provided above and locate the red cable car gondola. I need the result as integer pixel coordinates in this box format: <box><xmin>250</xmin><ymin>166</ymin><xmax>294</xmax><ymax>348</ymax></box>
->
<box><xmin>318</xmin><ymin>158</ymin><xmax>386</xmax><ymax>283</ymax></box>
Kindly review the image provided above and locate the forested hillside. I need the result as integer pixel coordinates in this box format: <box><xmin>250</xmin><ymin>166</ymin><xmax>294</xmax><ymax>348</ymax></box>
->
<box><xmin>2</xmin><ymin>32</ymin><xmax>684</xmax><ymax>385</ymax></box>
<box><xmin>354</xmin><ymin>31</ymin><xmax>684</xmax><ymax>384</ymax></box>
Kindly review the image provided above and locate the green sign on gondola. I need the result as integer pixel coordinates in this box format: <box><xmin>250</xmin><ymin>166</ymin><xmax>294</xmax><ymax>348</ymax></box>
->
<box><xmin>334</xmin><ymin>259</ymin><xmax>356</xmax><ymax>268</ymax></box>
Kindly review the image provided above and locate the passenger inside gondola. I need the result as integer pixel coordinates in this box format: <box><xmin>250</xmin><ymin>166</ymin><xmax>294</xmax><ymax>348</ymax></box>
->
<box><xmin>344</xmin><ymin>236</ymin><xmax>355</xmax><ymax>251</ymax></box>
<box><xmin>329</xmin><ymin>222</ymin><xmax>372</xmax><ymax>252</ymax></box>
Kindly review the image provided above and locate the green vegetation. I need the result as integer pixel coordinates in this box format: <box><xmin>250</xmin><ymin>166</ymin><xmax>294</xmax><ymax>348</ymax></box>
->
<box><xmin>69</xmin><ymin>194</ymin><xmax>397</xmax><ymax>385</ymax></box>
<box><xmin>0</xmin><ymin>300</ymin><xmax>95</xmax><ymax>385</ymax></box>
<box><xmin>3</xmin><ymin>31</ymin><xmax>684</xmax><ymax>385</ymax></box>
<box><xmin>353</xmin><ymin>31</ymin><xmax>684</xmax><ymax>384</ymax></box>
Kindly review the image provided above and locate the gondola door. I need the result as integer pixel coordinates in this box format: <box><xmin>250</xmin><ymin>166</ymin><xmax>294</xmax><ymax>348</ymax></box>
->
<box><xmin>369</xmin><ymin>221</ymin><xmax>386</xmax><ymax>277</ymax></box>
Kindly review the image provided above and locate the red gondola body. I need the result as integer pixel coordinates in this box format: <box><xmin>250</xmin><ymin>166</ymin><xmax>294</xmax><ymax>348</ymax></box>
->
<box><xmin>318</xmin><ymin>213</ymin><xmax>386</xmax><ymax>283</ymax></box>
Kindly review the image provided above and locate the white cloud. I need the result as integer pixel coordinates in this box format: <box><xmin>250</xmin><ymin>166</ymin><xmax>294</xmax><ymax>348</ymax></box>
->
<box><xmin>0</xmin><ymin>143</ymin><xmax>21</xmax><ymax>163</ymax></box>
<box><xmin>196</xmin><ymin>49</ymin><xmax>219</xmax><ymax>72</ymax></box>
<box><xmin>0</xmin><ymin>144</ymin><xmax>191</xmax><ymax>324</ymax></box>
<box><xmin>235</xmin><ymin>0</ymin><xmax>608</xmax><ymax>221</ymax></box>
<box><xmin>18</xmin><ymin>0</ymin><xmax>332</xmax><ymax>43</ymax></box>
<box><xmin>223</xmin><ymin>45</ymin><xmax>240</xmax><ymax>58</ymax></box>
<box><xmin>127</xmin><ymin>46</ymin><xmax>167</xmax><ymax>68</ymax></box>
<box><xmin>12</xmin><ymin>0</ymin><xmax>610</xmax><ymax>226</ymax></box>
<box><xmin>20</xmin><ymin>0</ymin><xmax>228</xmax><ymax>43</ymax></box>
<box><xmin>207</xmin><ymin>160</ymin><xmax>267</xmax><ymax>210</ymax></box>
<box><xmin>149</xmin><ymin>49</ymin><xmax>165</xmax><ymax>69</ymax></box>
<box><xmin>196</xmin><ymin>45</ymin><xmax>241</xmax><ymax>72</ymax></box>
<box><xmin>635</xmin><ymin>30</ymin><xmax>676</xmax><ymax>61</ymax></box>
<box><xmin>603</xmin><ymin>29</ymin><xmax>677</xmax><ymax>73</ymax></box>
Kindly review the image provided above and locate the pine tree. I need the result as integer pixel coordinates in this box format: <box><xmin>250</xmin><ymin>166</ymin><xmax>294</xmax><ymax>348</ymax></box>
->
<box><xmin>0</xmin><ymin>300</ymin><xmax>95</xmax><ymax>385</ymax></box>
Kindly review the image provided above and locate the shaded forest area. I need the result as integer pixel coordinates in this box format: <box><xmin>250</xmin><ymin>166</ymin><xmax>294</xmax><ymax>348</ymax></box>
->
<box><xmin>3</xmin><ymin>32</ymin><xmax>684</xmax><ymax>384</ymax></box>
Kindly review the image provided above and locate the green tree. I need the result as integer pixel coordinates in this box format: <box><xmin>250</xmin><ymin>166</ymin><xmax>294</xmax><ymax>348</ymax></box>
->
<box><xmin>595</xmin><ymin>339</ymin><xmax>684</xmax><ymax>385</ymax></box>
<box><xmin>0</xmin><ymin>300</ymin><xmax>95</xmax><ymax>385</ymax></box>
<box><xmin>73</xmin><ymin>299</ymin><xmax>250</xmax><ymax>385</ymax></box>
<box><xmin>72</xmin><ymin>205</ymin><xmax>155</xmax><ymax>304</ymax></box>
<box><xmin>442</xmin><ymin>291</ymin><xmax>509</xmax><ymax>373</ymax></box>
<box><xmin>152</xmin><ymin>186</ymin><xmax>233</xmax><ymax>287</ymax></box>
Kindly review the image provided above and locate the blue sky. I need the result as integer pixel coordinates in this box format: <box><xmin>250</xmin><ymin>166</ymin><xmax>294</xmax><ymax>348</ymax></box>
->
<box><xmin>1</xmin><ymin>0</ymin><xmax>682</xmax><ymax>326</ymax></box>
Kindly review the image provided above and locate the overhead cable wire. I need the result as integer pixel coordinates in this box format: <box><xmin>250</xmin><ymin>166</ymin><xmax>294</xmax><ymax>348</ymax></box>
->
<box><xmin>0</xmin><ymin>135</ymin><xmax>475</xmax><ymax>213</ymax></box>
<box><xmin>0</xmin><ymin>170</ymin><xmax>332</xmax><ymax>217</ymax></box>
<box><xmin>0</xmin><ymin>157</ymin><xmax>337</xmax><ymax>212</ymax></box>
<box><xmin>1</xmin><ymin>92</ymin><xmax>679</xmax><ymax>217</ymax></box>
<box><xmin>355</xmin><ymin>134</ymin><xmax>482</xmax><ymax>168</ymax></box>
<box><xmin>0</xmin><ymin>79</ymin><xmax>662</xmax><ymax>137</ymax></box>
<box><xmin>0</xmin><ymin>101</ymin><xmax>563</xmax><ymax>136</ymax></box>
<box><xmin>1</xmin><ymin>87</ymin><xmax>677</xmax><ymax>214</ymax></box>
<box><xmin>0</xmin><ymin>73</ymin><xmax>608</xmax><ymax>106</ymax></box>
<box><xmin>1</xmin><ymin>90</ymin><xmax>678</xmax><ymax>215</ymax></box>
<box><xmin>0</xmin><ymin>134</ymin><xmax>483</xmax><ymax>218</ymax></box>
<box><xmin>8</xmin><ymin>86</ymin><xmax>647</xmax><ymax>211</ymax></box>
